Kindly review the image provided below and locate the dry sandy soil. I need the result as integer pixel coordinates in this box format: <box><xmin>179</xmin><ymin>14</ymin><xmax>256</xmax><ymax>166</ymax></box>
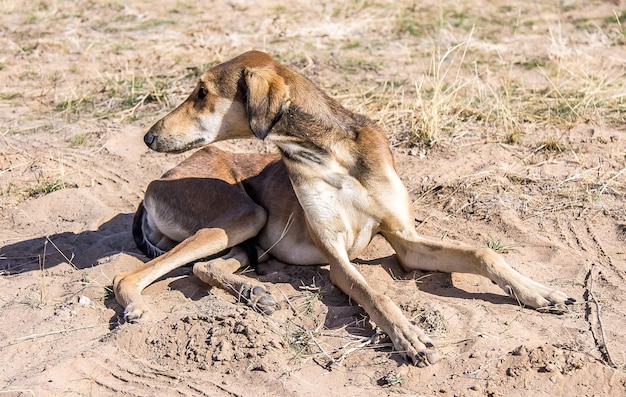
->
<box><xmin>1</xmin><ymin>0</ymin><xmax>625</xmax><ymax>396</ymax></box>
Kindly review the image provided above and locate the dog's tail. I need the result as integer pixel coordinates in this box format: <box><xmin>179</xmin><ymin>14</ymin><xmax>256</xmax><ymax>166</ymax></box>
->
<box><xmin>132</xmin><ymin>201</ymin><xmax>172</xmax><ymax>259</ymax></box>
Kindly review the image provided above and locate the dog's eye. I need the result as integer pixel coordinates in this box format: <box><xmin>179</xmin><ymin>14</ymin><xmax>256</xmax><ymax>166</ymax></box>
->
<box><xmin>198</xmin><ymin>86</ymin><xmax>208</xmax><ymax>100</ymax></box>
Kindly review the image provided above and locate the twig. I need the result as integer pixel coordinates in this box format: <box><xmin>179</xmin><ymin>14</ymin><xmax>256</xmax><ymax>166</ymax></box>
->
<box><xmin>586</xmin><ymin>263</ymin><xmax>619</xmax><ymax>369</ymax></box>
<box><xmin>607</xmin><ymin>165</ymin><xmax>626</xmax><ymax>183</ymax></box>
<box><xmin>287</xmin><ymin>321</ymin><xmax>337</xmax><ymax>368</ymax></box>
<box><xmin>334</xmin><ymin>334</ymin><xmax>382</xmax><ymax>365</ymax></box>
<box><xmin>462</xmin><ymin>353</ymin><xmax>507</xmax><ymax>377</ymax></box>
<box><xmin>505</xmin><ymin>285</ymin><xmax>523</xmax><ymax>308</ymax></box>
<box><xmin>277</xmin><ymin>287</ymin><xmax>298</xmax><ymax>316</ymax></box>
<box><xmin>39</xmin><ymin>240</ymin><xmax>48</xmax><ymax>305</ymax></box>
<box><xmin>0</xmin><ymin>160</ymin><xmax>31</xmax><ymax>176</ymax></box>
<box><xmin>0</xmin><ymin>391</ymin><xmax>35</xmax><ymax>396</ymax></box>
<box><xmin>18</xmin><ymin>209</ymin><xmax>80</xmax><ymax>270</ymax></box>
<box><xmin>307</xmin><ymin>328</ymin><xmax>338</xmax><ymax>368</ymax></box>
<box><xmin>258</xmin><ymin>212</ymin><xmax>294</xmax><ymax>261</ymax></box>
<box><xmin>5</xmin><ymin>323</ymin><xmax>110</xmax><ymax>346</ymax></box>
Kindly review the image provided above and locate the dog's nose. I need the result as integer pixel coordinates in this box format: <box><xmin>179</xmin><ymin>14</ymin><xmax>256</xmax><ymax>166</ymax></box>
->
<box><xmin>144</xmin><ymin>131</ymin><xmax>156</xmax><ymax>147</ymax></box>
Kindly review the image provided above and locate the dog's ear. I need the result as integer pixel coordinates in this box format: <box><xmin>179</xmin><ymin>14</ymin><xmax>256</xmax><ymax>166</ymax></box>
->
<box><xmin>244</xmin><ymin>67</ymin><xmax>290</xmax><ymax>140</ymax></box>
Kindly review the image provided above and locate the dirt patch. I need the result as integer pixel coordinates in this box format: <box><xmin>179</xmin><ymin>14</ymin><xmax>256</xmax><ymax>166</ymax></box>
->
<box><xmin>1</xmin><ymin>0</ymin><xmax>625</xmax><ymax>396</ymax></box>
<box><xmin>112</xmin><ymin>304</ymin><xmax>289</xmax><ymax>373</ymax></box>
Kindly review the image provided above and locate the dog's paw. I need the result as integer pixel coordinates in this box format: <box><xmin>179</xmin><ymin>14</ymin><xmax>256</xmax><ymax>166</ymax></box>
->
<box><xmin>534</xmin><ymin>288</ymin><xmax>576</xmax><ymax>314</ymax></box>
<box><xmin>505</xmin><ymin>283</ymin><xmax>576</xmax><ymax>314</ymax></box>
<box><xmin>239</xmin><ymin>285</ymin><xmax>281</xmax><ymax>315</ymax></box>
<box><xmin>123</xmin><ymin>303</ymin><xmax>151</xmax><ymax>323</ymax></box>
<box><xmin>389</xmin><ymin>322</ymin><xmax>437</xmax><ymax>367</ymax></box>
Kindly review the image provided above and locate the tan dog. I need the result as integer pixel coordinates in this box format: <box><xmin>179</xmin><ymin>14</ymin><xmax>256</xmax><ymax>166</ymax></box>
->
<box><xmin>114</xmin><ymin>50</ymin><xmax>574</xmax><ymax>366</ymax></box>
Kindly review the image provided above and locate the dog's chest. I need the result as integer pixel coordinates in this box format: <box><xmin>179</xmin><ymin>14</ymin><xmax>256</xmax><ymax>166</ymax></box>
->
<box><xmin>290</xmin><ymin>166</ymin><xmax>381</xmax><ymax>255</ymax></box>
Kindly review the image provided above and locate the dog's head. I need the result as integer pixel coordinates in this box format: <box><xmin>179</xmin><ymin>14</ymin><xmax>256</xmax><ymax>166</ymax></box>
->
<box><xmin>143</xmin><ymin>51</ymin><xmax>290</xmax><ymax>153</ymax></box>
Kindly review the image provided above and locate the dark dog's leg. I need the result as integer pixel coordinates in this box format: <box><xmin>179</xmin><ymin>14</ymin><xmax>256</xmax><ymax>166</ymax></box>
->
<box><xmin>193</xmin><ymin>245</ymin><xmax>280</xmax><ymax>315</ymax></box>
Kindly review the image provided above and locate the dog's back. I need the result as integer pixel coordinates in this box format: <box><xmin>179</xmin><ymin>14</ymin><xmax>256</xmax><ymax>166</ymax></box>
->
<box><xmin>132</xmin><ymin>146</ymin><xmax>283</xmax><ymax>258</ymax></box>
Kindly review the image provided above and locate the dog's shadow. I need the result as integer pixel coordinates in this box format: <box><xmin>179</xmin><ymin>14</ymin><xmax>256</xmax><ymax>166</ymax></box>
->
<box><xmin>357</xmin><ymin>254</ymin><xmax>513</xmax><ymax>306</ymax></box>
<box><xmin>1</xmin><ymin>213</ymin><xmax>139</xmax><ymax>274</ymax></box>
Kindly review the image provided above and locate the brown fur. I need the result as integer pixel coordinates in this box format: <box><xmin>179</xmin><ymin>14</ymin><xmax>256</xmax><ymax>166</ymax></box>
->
<box><xmin>114</xmin><ymin>51</ymin><xmax>574</xmax><ymax>366</ymax></box>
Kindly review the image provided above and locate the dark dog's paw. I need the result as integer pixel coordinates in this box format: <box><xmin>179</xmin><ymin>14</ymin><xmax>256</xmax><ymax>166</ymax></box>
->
<box><xmin>240</xmin><ymin>285</ymin><xmax>281</xmax><ymax>315</ymax></box>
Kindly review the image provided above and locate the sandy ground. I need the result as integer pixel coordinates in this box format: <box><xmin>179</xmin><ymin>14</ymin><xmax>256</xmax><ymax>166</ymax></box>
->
<box><xmin>1</xmin><ymin>1</ymin><xmax>625</xmax><ymax>396</ymax></box>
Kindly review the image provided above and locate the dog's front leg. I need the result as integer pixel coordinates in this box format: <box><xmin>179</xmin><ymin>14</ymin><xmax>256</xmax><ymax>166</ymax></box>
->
<box><xmin>327</xmin><ymin>251</ymin><xmax>436</xmax><ymax>366</ymax></box>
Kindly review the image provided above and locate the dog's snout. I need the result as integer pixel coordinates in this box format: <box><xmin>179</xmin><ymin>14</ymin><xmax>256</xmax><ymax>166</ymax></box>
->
<box><xmin>144</xmin><ymin>131</ymin><xmax>156</xmax><ymax>147</ymax></box>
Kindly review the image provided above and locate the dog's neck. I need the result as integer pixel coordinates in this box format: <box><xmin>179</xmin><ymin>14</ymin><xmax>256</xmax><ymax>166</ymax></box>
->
<box><xmin>269</xmin><ymin>101</ymin><xmax>393</xmax><ymax>184</ymax></box>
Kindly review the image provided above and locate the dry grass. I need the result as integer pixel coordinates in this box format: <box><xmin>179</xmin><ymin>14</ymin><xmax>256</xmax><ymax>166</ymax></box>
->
<box><xmin>486</xmin><ymin>234</ymin><xmax>520</xmax><ymax>254</ymax></box>
<box><xmin>372</xmin><ymin>22</ymin><xmax>626</xmax><ymax>148</ymax></box>
<box><xmin>2</xmin><ymin>1</ymin><xmax>625</xmax><ymax>152</ymax></box>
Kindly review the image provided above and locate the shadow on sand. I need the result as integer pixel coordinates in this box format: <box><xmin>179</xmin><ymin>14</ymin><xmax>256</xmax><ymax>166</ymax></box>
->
<box><xmin>1</xmin><ymin>213</ymin><xmax>139</xmax><ymax>274</ymax></box>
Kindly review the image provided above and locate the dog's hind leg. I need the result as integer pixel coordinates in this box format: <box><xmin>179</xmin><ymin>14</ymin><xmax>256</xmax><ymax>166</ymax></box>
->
<box><xmin>383</xmin><ymin>228</ymin><xmax>576</xmax><ymax>313</ymax></box>
<box><xmin>114</xmin><ymin>179</ymin><xmax>269</xmax><ymax>322</ymax></box>
<box><xmin>193</xmin><ymin>245</ymin><xmax>280</xmax><ymax>315</ymax></box>
<box><xmin>114</xmin><ymin>227</ymin><xmax>233</xmax><ymax>322</ymax></box>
